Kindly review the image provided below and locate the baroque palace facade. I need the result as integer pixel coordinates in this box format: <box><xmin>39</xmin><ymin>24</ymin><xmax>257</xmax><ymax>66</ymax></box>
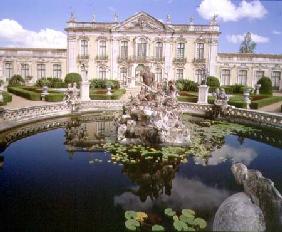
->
<box><xmin>0</xmin><ymin>12</ymin><xmax>282</xmax><ymax>90</ymax></box>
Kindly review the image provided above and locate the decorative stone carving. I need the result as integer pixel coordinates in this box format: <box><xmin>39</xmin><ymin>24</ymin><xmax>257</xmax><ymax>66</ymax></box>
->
<box><xmin>64</xmin><ymin>83</ymin><xmax>80</xmax><ymax>111</ymax></box>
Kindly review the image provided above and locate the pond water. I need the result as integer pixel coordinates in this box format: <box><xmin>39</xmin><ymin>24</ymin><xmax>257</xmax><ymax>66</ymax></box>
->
<box><xmin>0</xmin><ymin>115</ymin><xmax>281</xmax><ymax>231</ymax></box>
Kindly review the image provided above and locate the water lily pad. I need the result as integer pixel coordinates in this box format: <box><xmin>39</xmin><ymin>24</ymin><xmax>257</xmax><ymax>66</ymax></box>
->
<box><xmin>164</xmin><ymin>208</ymin><xmax>176</xmax><ymax>217</ymax></box>
<box><xmin>125</xmin><ymin>219</ymin><xmax>140</xmax><ymax>231</ymax></box>
<box><xmin>173</xmin><ymin>215</ymin><xmax>179</xmax><ymax>221</ymax></box>
<box><xmin>173</xmin><ymin>220</ymin><xmax>188</xmax><ymax>231</ymax></box>
<box><xmin>179</xmin><ymin>215</ymin><xmax>194</xmax><ymax>225</ymax></box>
<box><xmin>182</xmin><ymin>209</ymin><xmax>195</xmax><ymax>217</ymax></box>
<box><xmin>152</xmin><ymin>224</ymin><xmax>165</xmax><ymax>231</ymax></box>
<box><xmin>125</xmin><ymin>210</ymin><xmax>137</xmax><ymax>220</ymax></box>
<box><xmin>194</xmin><ymin>217</ymin><xmax>207</xmax><ymax>229</ymax></box>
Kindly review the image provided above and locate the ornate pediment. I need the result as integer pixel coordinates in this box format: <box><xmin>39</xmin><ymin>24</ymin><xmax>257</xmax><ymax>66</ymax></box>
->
<box><xmin>113</xmin><ymin>12</ymin><xmax>174</xmax><ymax>33</ymax></box>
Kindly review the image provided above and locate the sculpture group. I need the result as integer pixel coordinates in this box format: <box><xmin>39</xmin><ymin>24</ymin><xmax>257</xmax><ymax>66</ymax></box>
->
<box><xmin>115</xmin><ymin>68</ymin><xmax>190</xmax><ymax>145</ymax></box>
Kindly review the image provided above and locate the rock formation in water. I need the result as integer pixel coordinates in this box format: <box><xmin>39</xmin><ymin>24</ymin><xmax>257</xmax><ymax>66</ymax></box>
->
<box><xmin>213</xmin><ymin>163</ymin><xmax>282</xmax><ymax>231</ymax></box>
<box><xmin>115</xmin><ymin>70</ymin><xmax>190</xmax><ymax>146</ymax></box>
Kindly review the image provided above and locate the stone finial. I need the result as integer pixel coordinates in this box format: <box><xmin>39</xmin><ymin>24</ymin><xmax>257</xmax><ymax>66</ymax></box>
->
<box><xmin>113</xmin><ymin>12</ymin><xmax>119</xmax><ymax>22</ymax></box>
<box><xmin>189</xmin><ymin>16</ymin><xmax>194</xmax><ymax>25</ymax></box>
<box><xmin>210</xmin><ymin>14</ymin><xmax>218</xmax><ymax>25</ymax></box>
<box><xmin>166</xmin><ymin>14</ymin><xmax>172</xmax><ymax>24</ymax></box>
<box><xmin>68</xmin><ymin>11</ymin><xmax>76</xmax><ymax>22</ymax></box>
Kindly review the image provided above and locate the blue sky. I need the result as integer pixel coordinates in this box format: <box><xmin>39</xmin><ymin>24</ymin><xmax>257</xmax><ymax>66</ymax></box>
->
<box><xmin>0</xmin><ymin>0</ymin><xmax>281</xmax><ymax>54</ymax></box>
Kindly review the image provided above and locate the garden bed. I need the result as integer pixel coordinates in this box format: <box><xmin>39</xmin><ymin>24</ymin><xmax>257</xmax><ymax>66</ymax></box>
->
<box><xmin>90</xmin><ymin>88</ymin><xmax>126</xmax><ymax>100</ymax></box>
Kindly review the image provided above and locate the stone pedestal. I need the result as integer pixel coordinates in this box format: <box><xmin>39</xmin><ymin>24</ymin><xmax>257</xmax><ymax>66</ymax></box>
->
<box><xmin>80</xmin><ymin>81</ymin><xmax>90</xmax><ymax>101</ymax></box>
<box><xmin>197</xmin><ymin>85</ymin><xmax>209</xmax><ymax>104</ymax></box>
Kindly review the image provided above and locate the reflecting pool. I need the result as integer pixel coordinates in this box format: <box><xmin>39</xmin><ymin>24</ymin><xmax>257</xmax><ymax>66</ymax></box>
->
<box><xmin>0</xmin><ymin>115</ymin><xmax>281</xmax><ymax>231</ymax></box>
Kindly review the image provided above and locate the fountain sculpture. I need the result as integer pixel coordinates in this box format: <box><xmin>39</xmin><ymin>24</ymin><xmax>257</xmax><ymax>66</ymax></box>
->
<box><xmin>115</xmin><ymin>68</ymin><xmax>190</xmax><ymax>146</ymax></box>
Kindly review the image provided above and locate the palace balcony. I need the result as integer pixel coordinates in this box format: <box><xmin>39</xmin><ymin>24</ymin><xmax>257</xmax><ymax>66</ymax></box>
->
<box><xmin>173</xmin><ymin>57</ymin><xmax>187</xmax><ymax>64</ymax></box>
<box><xmin>95</xmin><ymin>55</ymin><xmax>109</xmax><ymax>62</ymax></box>
<box><xmin>193</xmin><ymin>58</ymin><xmax>206</xmax><ymax>64</ymax></box>
<box><xmin>152</xmin><ymin>56</ymin><xmax>165</xmax><ymax>63</ymax></box>
<box><xmin>117</xmin><ymin>56</ymin><xmax>131</xmax><ymax>63</ymax></box>
<box><xmin>77</xmin><ymin>54</ymin><xmax>89</xmax><ymax>61</ymax></box>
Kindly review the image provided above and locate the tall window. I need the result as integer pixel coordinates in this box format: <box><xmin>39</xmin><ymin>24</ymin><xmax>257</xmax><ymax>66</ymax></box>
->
<box><xmin>53</xmin><ymin>64</ymin><xmax>62</xmax><ymax>78</ymax></box>
<box><xmin>255</xmin><ymin>71</ymin><xmax>264</xmax><ymax>83</ymax></box>
<box><xmin>120</xmin><ymin>41</ymin><xmax>128</xmax><ymax>59</ymax></box>
<box><xmin>155</xmin><ymin>68</ymin><xmax>162</xmax><ymax>82</ymax></box>
<box><xmin>196</xmin><ymin>43</ymin><xmax>204</xmax><ymax>59</ymax></box>
<box><xmin>37</xmin><ymin>64</ymin><xmax>46</xmax><ymax>79</ymax></box>
<box><xmin>196</xmin><ymin>69</ymin><xmax>204</xmax><ymax>84</ymax></box>
<box><xmin>221</xmin><ymin>69</ymin><xmax>230</xmax><ymax>86</ymax></box>
<box><xmin>99</xmin><ymin>41</ymin><xmax>107</xmax><ymax>58</ymax></box>
<box><xmin>176</xmin><ymin>69</ymin><xmax>184</xmax><ymax>80</ymax></box>
<box><xmin>4</xmin><ymin>63</ymin><xmax>13</xmax><ymax>79</ymax></box>
<box><xmin>21</xmin><ymin>64</ymin><xmax>29</xmax><ymax>78</ymax></box>
<box><xmin>176</xmin><ymin>43</ymin><xmax>185</xmax><ymax>58</ymax></box>
<box><xmin>81</xmin><ymin>40</ymin><xmax>88</xmax><ymax>56</ymax></box>
<box><xmin>271</xmin><ymin>71</ymin><xmax>281</xmax><ymax>89</ymax></box>
<box><xmin>120</xmin><ymin>68</ymin><xmax>127</xmax><ymax>85</ymax></box>
<box><xmin>155</xmin><ymin>42</ymin><xmax>163</xmax><ymax>59</ymax></box>
<box><xmin>137</xmin><ymin>39</ymin><xmax>147</xmax><ymax>58</ymax></box>
<box><xmin>238</xmin><ymin>70</ymin><xmax>247</xmax><ymax>85</ymax></box>
<box><xmin>99</xmin><ymin>67</ymin><xmax>106</xmax><ymax>80</ymax></box>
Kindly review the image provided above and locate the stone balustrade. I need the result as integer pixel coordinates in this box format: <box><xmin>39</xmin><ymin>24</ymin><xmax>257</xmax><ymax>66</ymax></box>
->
<box><xmin>1</xmin><ymin>101</ymin><xmax>282</xmax><ymax>130</ymax></box>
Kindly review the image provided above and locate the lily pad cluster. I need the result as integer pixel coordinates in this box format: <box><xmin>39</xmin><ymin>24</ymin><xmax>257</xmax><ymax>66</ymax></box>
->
<box><xmin>165</xmin><ymin>208</ymin><xmax>207</xmax><ymax>231</ymax></box>
<box><xmin>124</xmin><ymin>208</ymin><xmax>207</xmax><ymax>231</ymax></box>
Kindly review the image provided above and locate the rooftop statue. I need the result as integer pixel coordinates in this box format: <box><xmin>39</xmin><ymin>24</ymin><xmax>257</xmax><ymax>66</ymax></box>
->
<box><xmin>239</xmin><ymin>32</ymin><xmax>256</xmax><ymax>54</ymax></box>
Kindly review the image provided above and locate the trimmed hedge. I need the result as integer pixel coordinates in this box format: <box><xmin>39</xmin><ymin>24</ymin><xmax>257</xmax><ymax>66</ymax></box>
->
<box><xmin>90</xmin><ymin>88</ymin><xmax>125</xmax><ymax>100</ymax></box>
<box><xmin>8</xmin><ymin>86</ymin><xmax>41</xmax><ymax>101</ymax></box>
<box><xmin>207</xmin><ymin>76</ymin><xmax>220</xmax><ymax>93</ymax></box>
<box><xmin>45</xmin><ymin>93</ymin><xmax>64</xmax><ymax>102</ymax></box>
<box><xmin>176</xmin><ymin>79</ymin><xmax>198</xmax><ymax>92</ymax></box>
<box><xmin>0</xmin><ymin>91</ymin><xmax>13</xmax><ymax>106</ymax></box>
<box><xmin>36</xmin><ymin>78</ymin><xmax>67</xmax><ymax>88</ymax></box>
<box><xmin>257</xmin><ymin>77</ymin><xmax>272</xmax><ymax>96</ymax></box>
<box><xmin>90</xmin><ymin>79</ymin><xmax>120</xmax><ymax>89</ymax></box>
<box><xmin>250</xmin><ymin>96</ymin><xmax>282</xmax><ymax>109</ymax></box>
<box><xmin>65</xmin><ymin>73</ymin><xmax>82</xmax><ymax>86</ymax></box>
<box><xmin>8</xmin><ymin>75</ymin><xmax>25</xmax><ymax>87</ymax></box>
<box><xmin>222</xmin><ymin>84</ymin><xmax>247</xmax><ymax>94</ymax></box>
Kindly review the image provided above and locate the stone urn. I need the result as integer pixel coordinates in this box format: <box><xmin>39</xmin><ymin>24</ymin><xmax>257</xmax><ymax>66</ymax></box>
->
<box><xmin>255</xmin><ymin>84</ymin><xmax>261</xmax><ymax>95</ymax></box>
<box><xmin>243</xmin><ymin>88</ymin><xmax>251</xmax><ymax>109</ymax></box>
<box><xmin>106</xmin><ymin>86</ymin><xmax>112</xmax><ymax>96</ymax></box>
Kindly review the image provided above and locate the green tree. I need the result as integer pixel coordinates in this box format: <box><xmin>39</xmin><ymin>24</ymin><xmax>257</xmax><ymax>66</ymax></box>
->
<box><xmin>257</xmin><ymin>76</ymin><xmax>272</xmax><ymax>95</ymax></box>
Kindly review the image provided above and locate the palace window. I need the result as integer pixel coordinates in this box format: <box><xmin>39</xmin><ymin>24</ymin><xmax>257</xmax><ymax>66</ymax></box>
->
<box><xmin>53</xmin><ymin>64</ymin><xmax>62</xmax><ymax>78</ymax></box>
<box><xmin>271</xmin><ymin>71</ymin><xmax>281</xmax><ymax>88</ymax></box>
<box><xmin>99</xmin><ymin>67</ymin><xmax>106</xmax><ymax>80</ymax></box>
<box><xmin>176</xmin><ymin>69</ymin><xmax>184</xmax><ymax>80</ymax></box>
<box><xmin>137</xmin><ymin>38</ymin><xmax>147</xmax><ymax>58</ymax></box>
<box><xmin>120</xmin><ymin>67</ymin><xmax>127</xmax><ymax>85</ymax></box>
<box><xmin>255</xmin><ymin>71</ymin><xmax>264</xmax><ymax>83</ymax></box>
<box><xmin>99</xmin><ymin>40</ymin><xmax>107</xmax><ymax>58</ymax></box>
<box><xmin>155</xmin><ymin>42</ymin><xmax>163</xmax><ymax>59</ymax></box>
<box><xmin>155</xmin><ymin>68</ymin><xmax>162</xmax><ymax>82</ymax></box>
<box><xmin>37</xmin><ymin>64</ymin><xmax>46</xmax><ymax>79</ymax></box>
<box><xmin>238</xmin><ymin>70</ymin><xmax>247</xmax><ymax>85</ymax></box>
<box><xmin>21</xmin><ymin>64</ymin><xmax>29</xmax><ymax>78</ymax></box>
<box><xmin>176</xmin><ymin>43</ymin><xmax>185</xmax><ymax>59</ymax></box>
<box><xmin>120</xmin><ymin>41</ymin><xmax>128</xmax><ymax>59</ymax></box>
<box><xmin>4</xmin><ymin>63</ymin><xmax>13</xmax><ymax>79</ymax></box>
<box><xmin>81</xmin><ymin>40</ymin><xmax>88</xmax><ymax>56</ymax></box>
<box><xmin>196</xmin><ymin>43</ymin><xmax>204</xmax><ymax>59</ymax></box>
<box><xmin>196</xmin><ymin>69</ymin><xmax>205</xmax><ymax>84</ymax></box>
<box><xmin>221</xmin><ymin>69</ymin><xmax>230</xmax><ymax>86</ymax></box>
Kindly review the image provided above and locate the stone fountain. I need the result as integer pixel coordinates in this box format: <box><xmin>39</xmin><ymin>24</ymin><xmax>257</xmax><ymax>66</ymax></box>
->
<box><xmin>115</xmin><ymin>68</ymin><xmax>190</xmax><ymax>146</ymax></box>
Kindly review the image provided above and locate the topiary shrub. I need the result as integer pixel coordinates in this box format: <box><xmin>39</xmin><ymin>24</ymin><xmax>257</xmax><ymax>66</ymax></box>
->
<box><xmin>36</xmin><ymin>78</ymin><xmax>51</xmax><ymax>88</ymax></box>
<box><xmin>8</xmin><ymin>75</ymin><xmax>25</xmax><ymax>87</ymax></box>
<box><xmin>207</xmin><ymin>76</ymin><xmax>220</xmax><ymax>93</ymax></box>
<box><xmin>64</xmin><ymin>73</ymin><xmax>82</xmax><ymax>86</ymax></box>
<box><xmin>257</xmin><ymin>76</ymin><xmax>272</xmax><ymax>95</ymax></box>
<box><xmin>176</xmin><ymin>80</ymin><xmax>198</xmax><ymax>92</ymax></box>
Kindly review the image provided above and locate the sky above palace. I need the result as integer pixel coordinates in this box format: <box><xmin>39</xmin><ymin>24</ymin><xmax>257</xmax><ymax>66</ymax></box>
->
<box><xmin>0</xmin><ymin>0</ymin><xmax>281</xmax><ymax>54</ymax></box>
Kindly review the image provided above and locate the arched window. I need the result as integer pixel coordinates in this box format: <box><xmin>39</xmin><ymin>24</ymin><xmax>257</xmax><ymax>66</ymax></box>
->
<box><xmin>221</xmin><ymin>69</ymin><xmax>230</xmax><ymax>86</ymax></box>
<box><xmin>4</xmin><ymin>63</ymin><xmax>13</xmax><ymax>79</ymax></box>
<box><xmin>37</xmin><ymin>64</ymin><xmax>46</xmax><ymax>79</ymax></box>
<box><xmin>137</xmin><ymin>38</ymin><xmax>147</xmax><ymax>58</ymax></box>
<box><xmin>120</xmin><ymin>41</ymin><xmax>128</xmax><ymax>59</ymax></box>
<box><xmin>238</xmin><ymin>70</ymin><xmax>247</xmax><ymax>85</ymax></box>
<box><xmin>99</xmin><ymin>40</ymin><xmax>107</xmax><ymax>58</ymax></box>
<box><xmin>176</xmin><ymin>43</ymin><xmax>185</xmax><ymax>58</ymax></box>
<box><xmin>155</xmin><ymin>42</ymin><xmax>163</xmax><ymax>60</ymax></box>
<box><xmin>196</xmin><ymin>43</ymin><xmax>204</xmax><ymax>59</ymax></box>
<box><xmin>80</xmin><ymin>40</ymin><xmax>88</xmax><ymax>56</ymax></box>
<box><xmin>21</xmin><ymin>64</ymin><xmax>29</xmax><ymax>78</ymax></box>
<box><xmin>53</xmin><ymin>64</ymin><xmax>62</xmax><ymax>78</ymax></box>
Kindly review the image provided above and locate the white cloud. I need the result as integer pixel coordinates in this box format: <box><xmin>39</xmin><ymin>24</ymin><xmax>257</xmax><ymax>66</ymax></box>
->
<box><xmin>0</xmin><ymin>19</ymin><xmax>66</xmax><ymax>48</ymax></box>
<box><xmin>226</xmin><ymin>33</ymin><xmax>269</xmax><ymax>44</ymax></box>
<box><xmin>197</xmin><ymin>0</ymin><xmax>267</xmax><ymax>22</ymax></box>
<box><xmin>272</xmin><ymin>30</ymin><xmax>281</xmax><ymax>35</ymax></box>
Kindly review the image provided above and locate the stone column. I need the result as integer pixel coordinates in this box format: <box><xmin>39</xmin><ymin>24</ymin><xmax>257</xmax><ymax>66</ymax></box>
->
<box><xmin>197</xmin><ymin>85</ymin><xmax>209</xmax><ymax>104</ymax></box>
<box><xmin>208</xmin><ymin>39</ymin><xmax>218</xmax><ymax>77</ymax></box>
<box><xmin>80</xmin><ymin>65</ymin><xmax>90</xmax><ymax>101</ymax></box>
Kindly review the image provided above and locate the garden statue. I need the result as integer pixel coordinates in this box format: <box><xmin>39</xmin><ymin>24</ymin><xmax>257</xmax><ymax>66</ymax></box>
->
<box><xmin>239</xmin><ymin>32</ymin><xmax>256</xmax><ymax>54</ymax></box>
<box><xmin>140</xmin><ymin>68</ymin><xmax>155</xmax><ymax>88</ymax></box>
<box><xmin>80</xmin><ymin>64</ymin><xmax>90</xmax><ymax>101</ymax></box>
<box><xmin>115</xmin><ymin>71</ymin><xmax>190</xmax><ymax>146</ymax></box>
<box><xmin>212</xmin><ymin>88</ymin><xmax>229</xmax><ymax>118</ymax></box>
<box><xmin>64</xmin><ymin>82</ymin><xmax>80</xmax><ymax>112</ymax></box>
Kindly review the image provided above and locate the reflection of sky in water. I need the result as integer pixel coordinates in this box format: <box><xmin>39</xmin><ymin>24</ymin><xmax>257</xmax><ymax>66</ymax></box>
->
<box><xmin>114</xmin><ymin>176</ymin><xmax>229</xmax><ymax>211</ymax></box>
